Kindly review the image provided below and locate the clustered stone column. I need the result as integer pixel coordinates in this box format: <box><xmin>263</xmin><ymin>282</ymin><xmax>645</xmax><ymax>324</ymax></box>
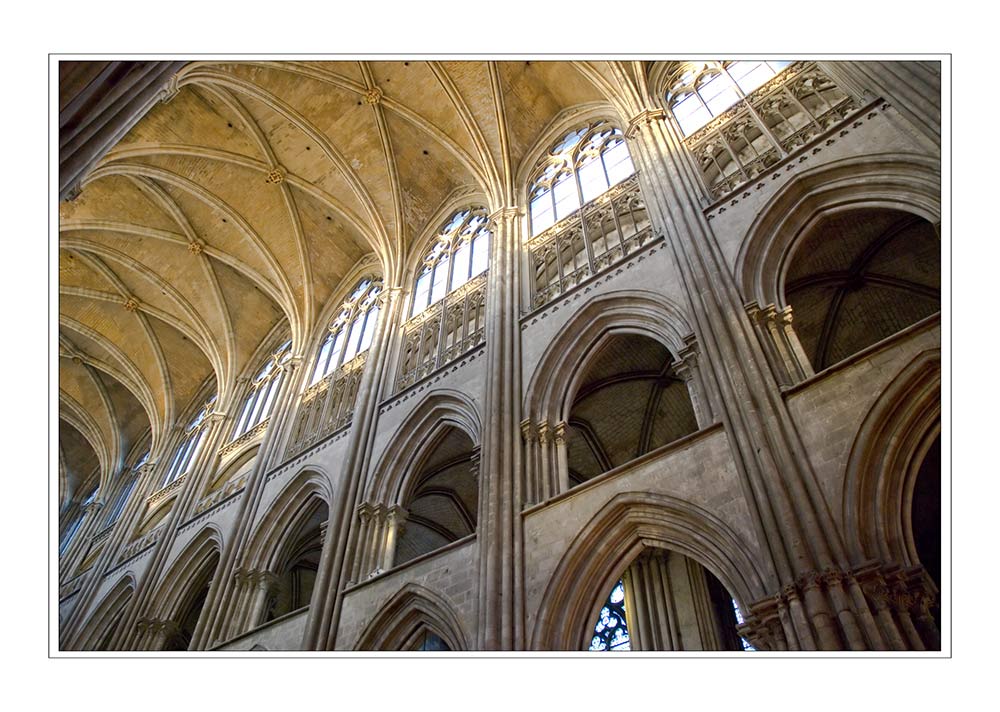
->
<box><xmin>520</xmin><ymin>419</ymin><xmax>574</xmax><ymax>505</ymax></box>
<box><xmin>476</xmin><ymin>206</ymin><xmax>525</xmax><ymax>650</ymax></box>
<box><xmin>622</xmin><ymin>550</ymin><xmax>724</xmax><ymax>651</ymax></box>
<box><xmin>744</xmin><ymin>302</ymin><xmax>814</xmax><ymax>386</ymax></box>
<box><xmin>348</xmin><ymin>502</ymin><xmax>409</xmax><ymax>582</ymax></box>
<box><xmin>623</xmin><ymin>93</ymin><xmax>881</xmax><ymax>650</ymax></box>
<box><xmin>673</xmin><ymin>334</ymin><xmax>716</xmax><ymax>428</ymax></box>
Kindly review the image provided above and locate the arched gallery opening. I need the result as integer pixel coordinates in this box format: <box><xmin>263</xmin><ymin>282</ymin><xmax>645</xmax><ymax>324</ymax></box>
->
<box><xmin>911</xmin><ymin>433</ymin><xmax>941</xmax><ymax>619</ymax></box>
<box><xmin>395</xmin><ymin>427</ymin><xmax>479</xmax><ymax>566</ymax></box>
<box><xmin>265</xmin><ymin>498</ymin><xmax>329</xmax><ymax>623</ymax></box>
<box><xmin>162</xmin><ymin>550</ymin><xmax>220</xmax><ymax>651</ymax></box>
<box><xmin>567</xmin><ymin>334</ymin><xmax>698</xmax><ymax>485</ymax></box>
<box><xmin>784</xmin><ymin>207</ymin><xmax>940</xmax><ymax>371</ymax></box>
<box><xmin>588</xmin><ymin>548</ymin><xmax>747</xmax><ymax>651</ymax></box>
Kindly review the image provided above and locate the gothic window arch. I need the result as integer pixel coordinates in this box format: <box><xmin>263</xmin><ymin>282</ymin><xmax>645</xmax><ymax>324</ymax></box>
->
<box><xmin>310</xmin><ymin>278</ymin><xmax>382</xmax><ymax>386</ymax></box>
<box><xmin>524</xmin><ymin>121</ymin><xmax>650</xmax><ymax>309</ymax></box>
<box><xmin>286</xmin><ymin>278</ymin><xmax>382</xmax><ymax>457</ymax></box>
<box><xmin>670</xmin><ymin>61</ymin><xmax>856</xmax><ymax>201</ymax></box>
<box><xmin>396</xmin><ymin>208</ymin><xmax>491</xmax><ymax>390</ymax></box>
<box><xmin>103</xmin><ymin>450</ymin><xmax>148</xmax><ymax>528</ymax></box>
<box><xmin>161</xmin><ymin>395</ymin><xmax>217</xmax><ymax>489</ymax></box>
<box><xmin>59</xmin><ymin>486</ymin><xmax>95</xmax><ymax>556</ymax></box>
<box><xmin>231</xmin><ymin>339</ymin><xmax>292</xmax><ymax>440</ymax></box>
<box><xmin>527</xmin><ymin>120</ymin><xmax>635</xmax><ymax>236</ymax></box>
<box><xmin>667</xmin><ymin>60</ymin><xmax>793</xmax><ymax>136</ymax></box>
<box><xmin>410</xmin><ymin>207</ymin><xmax>491</xmax><ymax>318</ymax></box>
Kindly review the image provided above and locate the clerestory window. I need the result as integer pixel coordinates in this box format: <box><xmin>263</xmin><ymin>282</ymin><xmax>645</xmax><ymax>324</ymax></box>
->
<box><xmin>668</xmin><ymin>60</ymin><xmax>793</xmax><ymax>136</ymax></box>
<box><xmin>232</xmin><ymin>339</ymin><xmax>292</xmax><ymax>439</ymax></box>
<box><xmin>528</xmin><ymin>120</ymin><xmax>635</xmax><ymax>236</ymax></box>
<box><xmin>396</xmin><ymin>207</ymin><xmax>491</xmax><ymax>390</ymax></box>
<box><xmin>310</xmin><ymin>278</ymin><xmax>382</xmax><ymax>386</ymax></box>
<box><xmin>104</xmin><ymin>451</ymin><xmax>147</xmax><ymax>527</ymax></box>
<box><xmin>410</xmin><ymin>207</ymin><xmax>491</xmax><ymax>318</ymax></box>
<box><xmin>161</xmin><ymin>395</ymin><xmax>216</xmax><ymax>488</ymax></box>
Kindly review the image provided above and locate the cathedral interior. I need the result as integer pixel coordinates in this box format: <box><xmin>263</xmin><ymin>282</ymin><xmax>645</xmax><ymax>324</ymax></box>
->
<box><xmin>55</xmin><ymin>58</ymin><xmax>943</xmax><ymax>653</ymax></box>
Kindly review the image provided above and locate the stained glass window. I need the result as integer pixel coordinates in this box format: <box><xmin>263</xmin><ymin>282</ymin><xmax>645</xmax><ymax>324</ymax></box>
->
<box><xmin>732</xmin><ymin>598</ymin><xmax>756</xmax><ymax>651</ymax></box>
<box><xmin>589</xmin><ymin>580</ymin><xmax>631</xmax><ymax>651</ymax></box>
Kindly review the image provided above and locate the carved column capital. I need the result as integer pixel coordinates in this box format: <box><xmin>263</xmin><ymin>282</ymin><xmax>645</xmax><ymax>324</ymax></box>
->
<box><xmin>537</xmin><ymin>422</ymin><xmax>552</xmax><ymax>444</ymax></box>
<box><xmin>625</xmin><ymin>108</ymin><xmax>668</xmax><ymax>139</ymax></box>
<box><xmin>488</xmin><ymin>206</ymin><xmax>522</xmax><ymax>230</ymax></box>
<box><xmin>552</xmin><ymin>421</ymin><xmax>569</xmax><ymax>445</ymax></box>
<box><xmin>357</xmin><ymin>502</ymin><xmax>375</xmax><ymax>524</ymax></box>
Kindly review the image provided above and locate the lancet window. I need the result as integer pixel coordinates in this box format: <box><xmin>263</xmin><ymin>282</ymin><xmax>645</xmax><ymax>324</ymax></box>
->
<box><xmin>397</xmin><ymin>208</ymin><xmax>490</xmax><ymax>390</ymax></box>
<box><xmin>310</xmin><ymin>279</ymin><xmax>382</xmax><ymax>386</ymax></box>
<box><xmin>286</xmin><ymin>278</ymin><xmax>382</xmax><ymax>457</ymax></box>
<box><xmin>104</xmin><ymin>451</ymin><xmax>147</xmax><ymax>528</ymax></box>
<box><xmin>671</xmin><ymin>61</ymin><xmax>857</xmax><ymax>200</ymax></box>
<box><xmin>161</xmin><ymin>395</ymin><xmax>217</xmax><ymax>489</ymax></box>
<box><xmin>59</xmin><ymin>485</ymin><xmax>97</xmax><ymax>556</ymax></box>
<box><xmin>231</xmin><ymin>339</ymin><xmax>292</xmax><ymax>440</ymax></box>
<box><xmin>525</xmin><ymin>121</ymin><xmax>651</xmax><ymax>309</ymax></box>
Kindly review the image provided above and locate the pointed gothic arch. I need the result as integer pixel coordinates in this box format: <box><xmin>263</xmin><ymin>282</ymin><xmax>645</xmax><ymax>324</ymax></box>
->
<box><xmin>73</xmin><ymin>573</ymin><xmax>136</xmax><ymax>651</ymax></box>
<box><xmin>531</xmin><ymin>491</ymin><xmax>766</xmax><ymax>650</ymax></box>
<box><xmin>843</xmin><ymin>349</ymin><xmax>941</xmax><ymax>569</ymax></box>
<box><xmin>524</xmin><ymin>290</ymin><xmax>696</xmax><ymax>425</ymax></box>
<box><xmin>354</xmin><ymin>583</ymin><xmax>470</xmax><ymax>651</ymax></box>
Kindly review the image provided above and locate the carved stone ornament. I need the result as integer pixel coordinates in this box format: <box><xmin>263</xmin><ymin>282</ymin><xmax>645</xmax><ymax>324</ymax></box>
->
<box><xmin>625</xmin><ymin>108</ymin><xmax>667</xmax><ymax>139</ymax></box>
<box><xmin>265</xmin><ymin>167</ymin><xmax>285</xmax><ymax>185</ymax></box>
<box><xmin>123</xmin><ymin>297</ymin><xmax>140</xmax><ymax>312</ymax></box>
<box><xmin>364</xmin><ymin>87</ymin><xmax>383</xmax><ymax>105</ymax></box>
<box><xmin>187</xmin><ymin>241</ymin><xmax>204</xmax><ymax>255</ymax></box>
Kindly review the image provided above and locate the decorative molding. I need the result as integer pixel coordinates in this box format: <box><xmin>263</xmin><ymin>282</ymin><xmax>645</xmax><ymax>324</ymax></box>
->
<box><xmin>264</xmin><ymin>166</ymin><xmax>286</xmax><ymax>185</ymax></box>
<box><xmin>122</xmin><ymin>297</ymin><xmax>140</xmax><ymax>312</ymax></box>
<box><xmin>379</xmin><ymin>343</ymin><xmax>486</xmax><ymax>414</ymax></box>
<box><xmin>703</xmin><ymin>100</ymin><xmax>886</xmax><ymax>220</ymax></box>
<box><xmin>625</xmin><ymin>108</ymin><xmax>667</xmax><ymax>139</ymax></box>
<box><xmin>146</xmin><ymin>473</ymin><xmax>186</xmax><ymax>509</ymax></box>
<box><xmin>218</xmin><ymin>418</ymin><xmax>269</xmax><ymax>459</ymax></box>
<box><xmin>520</xmin><ymin>235</ymin><xmax>666</xmax><ymax>329</ymax></box>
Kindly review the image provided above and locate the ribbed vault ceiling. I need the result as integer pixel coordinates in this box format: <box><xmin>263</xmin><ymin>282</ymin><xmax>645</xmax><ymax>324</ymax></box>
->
<box><xmin>58</xmin><ymin>60</ymin><xmax>677</xmax><ymax>503</ymax></box>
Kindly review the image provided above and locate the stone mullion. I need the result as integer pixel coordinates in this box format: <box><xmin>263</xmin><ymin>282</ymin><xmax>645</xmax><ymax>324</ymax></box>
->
<box><xmin>818</xmin><ymin>61</ymin><xmax>940</xmax><ymax>147</ymax></box>
<box><xmin>190</xmin><ymin>360</ymin><xmax>303</xmax><ymax>650</ymax></box>
<box><xmin>305</xmin><ymin>287</ymin><xmax>403</xmax><ymax>650</ymax></box>
<box><xmin>476</xmin><ymin>207</ymin><xmax>524</xmax><ymax>650</ymax></box>
<box><xmin>626</xmin><ymin>108</ymin><xmax>861</xmax><ymax>649</ymax></box>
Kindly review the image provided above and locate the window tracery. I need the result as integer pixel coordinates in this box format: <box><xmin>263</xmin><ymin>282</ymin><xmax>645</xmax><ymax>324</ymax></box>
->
<box><xmin>310</xmin><ymin>279</ymin><xmax>382</xmax><ymax>387</ymax></box>
<box><xmin>104</xmin><ymin>451</ymin><xmax>147</xmax><ymax>528</ymax></box>
<box><xmin>231</xmin><ymin>340</ymin><xmax>292</xmax><ymax>441</ymax></box>
<box><xmin>287</xmin><ymin>278</ymin><xmax>382</xmax><ymax>457</ymax></box>
<box><xmin>528</xmin><ymin>121</ymin><xmax>635</xmax><ymax>237</ymax></box>
<box><xmin>525</xmin><ymin>122</ymin><xmax>650</xmax><ymax>309</ymax></box>
<box><xmin>397</xmin><ymin>209</ymin><xmax>490</xmax><ymax>390</ymax></box>
<box><xmin>161</xmin><ymin>395</ymin><xmax>217</xmax><ymax>489</ymax></box>
<box><xmin>589</xmin><ymin>580</ymin><xmax>630</xmax><ymax>651</ymax></box>
<box><xmin>673</xmin><ymin>61</ymin><xmax>857</xmax><ymax>201</ymax></box>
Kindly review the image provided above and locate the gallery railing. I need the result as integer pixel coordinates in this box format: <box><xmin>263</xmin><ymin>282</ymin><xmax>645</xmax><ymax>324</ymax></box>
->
<box><xmin>286</xmin><ymin>353</ymin><xmax>366</xmax><ymax>456</ymax></box>
<box><xmin>683</xmin><ymin>61</ymin><xmax>859</xmax><ymax>201</ymax></box>
<box><xmin>526</xmin><ymin>172</ymin><xmax>653</xmax><ymax>310</ymax></box>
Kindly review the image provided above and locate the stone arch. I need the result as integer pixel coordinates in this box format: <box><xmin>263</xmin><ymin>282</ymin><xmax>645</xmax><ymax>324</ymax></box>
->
<box><xmin>73</xmin><ymin>573</ymin><xmax>136</xmax><ymax>651</ymax></box>
<box><xmin>146</xmin><ymin>524</ymin><xmax>223</xmax><ymax>624</ymax></box>
<box><xmin>524</xmin><ymin>290</ymin><xmax>695</xmax><ymax>425</ymax></box>
<box><xmin>531</xmin><ymin>491</ymin><xmax>767</xmax><ymax>650</ymax></box>
<box><xmin>843</xmin><ymin>349</ymin><xmax>941</xmax><ymax>568</ymax></box>
<box><xmin>354</xmin><ymin>583</ymin><xmax>470</xmax><ymax>651</ymax></box>
<box><xmin>243</xmin><ymin>467</ymin><xmax>333</xmax><ymax>573</ymax></box>
<box><xmin>736</xmin><ymin>152</ymin><xmax>940</xmax><ymax>307</ymax></box>
<box><xmin>367</xmin><ymin>389</ymin><xmax>482</xmax><ymax>506</ymax></box>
